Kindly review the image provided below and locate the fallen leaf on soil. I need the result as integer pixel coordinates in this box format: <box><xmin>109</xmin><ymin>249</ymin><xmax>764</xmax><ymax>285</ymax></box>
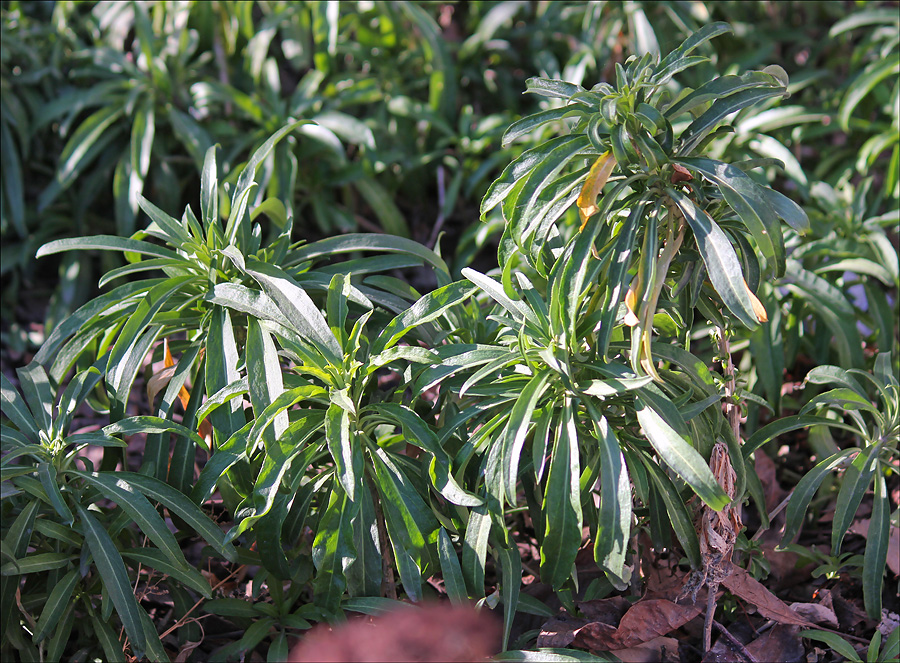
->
<box><xmin>830</xmin><ymin>587</ymin><xmax>872</xmax><ymax>630</ymax></box>
<box><xmin>790</xmin><ymin>601</ymin><xmax>839</xmax><ymax>628</ymax></box>
<box><xmin>721</xmin><ymin>565</ymin><xmax>814</xmax><ymax>627</ymax></box>
<box><xmin>745</xmin><ymin>624</ymin><xmax>805</xmax><ymax>663</ymax></box>
<box><xmin>570</xmin><ymin>597</ymin><xmax>705</xmax><ymax>651</ymax></box>
<box><xmin>537</xmin><ymin>614</ymin><xmax>587</xmax><ymax>648</ymax></box>
<box><xmin>611</xmin><ymin>636</ymin><xmax>680</xmax><ymax>663</ymax></box>
<box><xmin>577</xmin><ymin>596</ymin><xmax>632</xmax><ymax>625</ymax></box>
<box><xmin>850</xmin><ymin>518</ymin><xmax>900</xmax><ymax>575</ymax></box>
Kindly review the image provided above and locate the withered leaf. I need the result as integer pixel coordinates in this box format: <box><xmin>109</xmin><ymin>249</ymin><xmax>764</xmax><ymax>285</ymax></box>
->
<box><xmin>572</xmin><ymin>597</ymin><xmax>704</xmax><ymax>651</ymax></box>
<box><xmin>721</xmin><ymin>566</ymin><xmax>814</xmax><ymax>627</ymax></box>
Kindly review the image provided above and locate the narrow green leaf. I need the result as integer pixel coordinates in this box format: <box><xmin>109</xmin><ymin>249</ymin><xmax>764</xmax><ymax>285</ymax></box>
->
<box><xmin>863</xmin><ymin>473</ymin><xmax>890</xmax><ymax>619</ymax></box>
<box><xmin>780</xmin><ymin>449</ymin><xmax>857</xmax><ymax>549</ymax></box>
<box><xmin>588</xmin><ymin>409</ymin><xmax>631</xmax><ymax>585</ymax></box>
<box><xmin>668</xmin><ymin>187</ymin><xmax>759</xmax><ymax>329</ymax></box>
<box><xmin>502</xmin><ymin>371</ymin><xmax>552</xmax><ymax>504</ymax></box>
<box><xmin>675</xmin><ymin>158</ymin><xmax>785</xmax><ymax>276</ymax></box>
<box><xmin>495</xmin><ymin>537</ymin><xmax>522</xmax><ymax>651</ymax></box>
<box><xmin>69</xmin><ymin>470</ymin><xmax>190</xmax><ymax>570</ymax></box>
<box><xmin>76</xmin><ymin>504</ymin><xmax>145</xmax><ymax>656</ymax></box>
<box><xmin>462</xmin><ymin>268</ymin><xmax>538</xmax><ymax>328</ymax></box>
<box><xmin>540</xmin><ymin>400</ymin><xmax>582</xmax><ymax>589</ymax></box>
<box><xmin>120</xmin><ymin>548</ymin><xmax>211</xmax><ymax>599</ymax></box>
<box><xmin>800</xmin><ymin>631</ymin><xmax>864</xmax><ymax>662</ymax></box>
<box><xmin>368</xmin><ymin>403</ymin><xmax>482</xmax><ymax>506</ymax></box>
<box><xmin>1</xmin><ymin>372</ymin><xmax>39</xmax><ymax>441</ymax></box>
<box><xmin>839</xmin><ymin>58</ymin><xmax>900</xmax><ymax>131</ymax></box>
<box><xmin>312</xmin><ymin>485</ymin><xmax>355</xmax><ymax>614</ymax></box>
<box><xmin>36</xmin><ymin>235</ymin><xmax>182</xmax><ymax>261</ymax></box>
<box><xmin>240</xmin><ymin>258</ymin><xmax>341</xmax><ymax>363</ymax></box>
<box><xmin>832</xmin><ymin>443</ymin><xmax>882</xmax><ymax>555</ymax></box>
<box><xmin>372</xmin><ymin>280</ymin><xmax>477</xmax><ymax>355</ymax></box>
<box><xmin>640</xmin><ymin>456</ymin><xmax>702</xmax><ymax>568</ymax></box>
<box><xmin>246</xmin><ymin>317</ymin><xmax>288</xmax><ymax>440</ymax></box>
<box><xmin>37</xmin><ymin>463</ymin><xmax>73</xmax><ymax>525</ymax></box>
<box><xmin>111</xmin><ymin>471</ymin><xmax>236</xmax><ymax>561</ymax></box>
<box><xmin>636</xmin><ymin>397</ymin><xmax>729</xmax><ymax>510</ymax></box>
<box><xmin>437</xmin><ymin>528</ymin><xmax>468</xmax><ymax>605</ymax></box>
<box><xmin>287</xmin><ymin>233</ymin><xmax>449</xmax><ymax>280</ymax></box>
<box><xmin>326</xmin><ymin>403</ymin><xmax>358</xmax><ymax>502</ymax></box>
<box><xmin>462</xmin><ymin>505</ymin><xmax>492</xmax><ymax>598</ymax></box>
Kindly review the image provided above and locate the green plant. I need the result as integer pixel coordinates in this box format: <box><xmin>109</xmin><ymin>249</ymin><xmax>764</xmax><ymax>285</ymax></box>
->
<box><xmin>774</xmin><ymin>353</ymin><xmax>899</xmax><ymax>619</ymax></box>
<box><xmin>1</xmin><ymin>362</ymin><xmax>235</xmax><ymax>660</ymax></box>
<box><xmin>802</xmin><ymin>625</ymin><xmax>899</xmax><ymax>663</ymax></box>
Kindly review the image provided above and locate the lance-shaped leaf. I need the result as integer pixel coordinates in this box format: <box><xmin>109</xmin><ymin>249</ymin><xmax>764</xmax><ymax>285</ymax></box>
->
<box><xmin>635</xmin><ymin>396</ymin><xmax>730</xmax><ymax>511</ymax></box>
<box><xmin>587</xmin><ymin>406</ymin><xmax>632</xmax><ymax>586</ymax></box>
<box><xmin>675</xmin><ymin>157</ymin><xmax>784</xmax><ymax>276</ymax></box>
<box><xmin>831</xmin><ymin>442</ymin><xmax>883</xmax><ymax>556</ymax></box>
<box><xmin>312</xmin><ymin>484</ymin><xmax>356</xmax><ymax>615</ymax></box>
<box><xmin>501</xmin><ymin>371</ymin><xmax>552</xmax><ymax>504</ymax></box>
<box><xmin>234</xmin><ymin>256</ymin><xmax>341</xmax><ymax>364</ymax></box>
<box><xmin>370</xmin><ymin>446</ymin><xmax>440</xmax><ymax>554</ymax></box>
<box><xmin>639</xmin><ymin>456</ymin><xmax>702</xmax><ymax>569</ymax></box>
<box><xmin>368</xmin><ymin>403</ymin><xmax>482</xmax><ymax>506</ymax></box>
<box><xmin>462</xmin><ymin>505</ymin><xmax>492</xmax><ymax>598</ymax></box>
<box><xmin>668</xmin><ymin>187</ymin><xmax>760</xmax><ymax>329</ymax></box>
<box><xmin>481</xmin><ymin>135</ymin><xmax>590</xmax><ymax>218</ymax></box>
<box><xmin>371</xmin><ymin>280</ymin><xmax>477</xmax><ymax>356</ymax></box>
<box><xmin>75</xmin><ymin>504</ymin><xmax>145</xmax><ymax>658</ymax></box>
<box><xmin>864</xmin><ymin>474</ymin><xmax>890</xmax><ymax>619</ymax></box>
<box><xmin>779</xmin><ymin>448</ymin><xmax>857</xmax><ymax>549</ymax></box>
<box><xmin>326</xmin><ymin>403</ymin><xmax>360</xmax><ymax>502</ymax></box>
<box><xmin>540</xmin><ymin>400</ymin><xmax>582</xmax><ymax>589</ymax></box>
<box><xmin>462</xmin><ymin>268</ymin><xmax>538</xmax><ymax>328</ymax></box>
<box><xmin>437</xmin><ymin>528</ymin><xmax>468</xmax><ymax>606</ymax></box>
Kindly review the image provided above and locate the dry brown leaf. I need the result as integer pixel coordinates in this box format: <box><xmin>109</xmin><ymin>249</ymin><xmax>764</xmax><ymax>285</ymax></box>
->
<box><xmin>576</xmin><ymin>596</ymin><xmax>631</xmax><ymax>625</ymax></box>
<box><xmin>611</xmin><ymin>636</ymin><xmax>681</xmax><ymax>663</ymax></box>
<box><xmin>745</xmin><ymin>624</ymin><xmax>805</xmax><ymax>663</ymax></box>
<box><xmin>790</xmin><ymin>601</ymin><xmax>839</xmax><ymax>628</ymax></box>
<box><xmin>537</xmin><ymin>615</ymin><xmax>585</xmax><ymax>648</ymax></box>
<box><xmin>721</xmin><ymin>566</ymin><xmax>815</xmax><ymax>627</ymax></box>
<box><xmin>572</xmin><ymin>597</ymin><xmax>704</xmax><ymax>651</ymax></box>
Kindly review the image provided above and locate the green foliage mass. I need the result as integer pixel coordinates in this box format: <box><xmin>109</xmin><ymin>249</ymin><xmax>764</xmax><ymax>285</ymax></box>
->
<box><xmin>1</xmin><ymin>2</ymin><xmax>898</xmax><ymax>661</ymax></box>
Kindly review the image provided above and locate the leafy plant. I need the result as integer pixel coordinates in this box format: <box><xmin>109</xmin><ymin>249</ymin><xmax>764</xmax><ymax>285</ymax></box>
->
<box><xmin>775</xmin><ymin>353</ymin><xmax>899</xmax><ymax>619</ymax></box>
<box><xmin>1</xmin><ymin>362</ymin><xmax>235</xmax><ymax>660</ymax></box>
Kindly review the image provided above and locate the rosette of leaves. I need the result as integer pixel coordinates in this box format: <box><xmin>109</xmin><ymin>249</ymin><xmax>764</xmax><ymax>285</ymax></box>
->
<box><xmin>1</xmin><ymin>362</ymin><xmax>235</xmax><ymax>661</ymax></box>
<box><xmin>445</xmin><ymin>22</ymin><xmax>810</xmax><ymax>633</ymax></box>
<box><xmin>743</xmin><ymin>353</ymin><xmax>899</xmax><ymax>619</ymax></box>
<box><xmin>34</xmin><ymin>122</ymin><xmax>488</xmax><ymax>630</ymax></box>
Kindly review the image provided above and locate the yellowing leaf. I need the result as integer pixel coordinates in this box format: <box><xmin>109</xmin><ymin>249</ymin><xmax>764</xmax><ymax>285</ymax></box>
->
<box><xmin>578</xmin><ymin>151</ymin><xmax>617</xmax><ymax>230</ymax></box>
<box><xmin>624</xmin><ymin>283</ymin><xmax>640</xmax><ymax>327</ymax></box>
<box><xmin>744</xmin><ymin>280</ymin><xmax>768</xmax><ymax>323</ymax></box>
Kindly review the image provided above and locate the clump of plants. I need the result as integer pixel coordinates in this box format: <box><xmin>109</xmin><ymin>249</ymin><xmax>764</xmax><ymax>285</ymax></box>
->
<box><xmin>2</xmin><ymin>6</ymin><xmax>897</xmax><ymax>663</ymax></box>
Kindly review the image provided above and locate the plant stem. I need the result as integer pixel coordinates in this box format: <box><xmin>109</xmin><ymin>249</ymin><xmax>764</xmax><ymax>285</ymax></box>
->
<box><xmin>367</xmin><ymin>472</ymin><xmax>397</xmax><ymax>600</ymax></box>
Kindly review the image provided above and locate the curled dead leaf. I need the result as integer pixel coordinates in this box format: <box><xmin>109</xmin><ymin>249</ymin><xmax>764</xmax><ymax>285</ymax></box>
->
<box><xmin>578</xmin><ymin>151</ymin><xmax>617</xmax><ymax>230</ymax></box>
<box><xmin>721</xmin><ymin>566</ymin><xmax>815</xmax><ymax>628</ymax></box>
